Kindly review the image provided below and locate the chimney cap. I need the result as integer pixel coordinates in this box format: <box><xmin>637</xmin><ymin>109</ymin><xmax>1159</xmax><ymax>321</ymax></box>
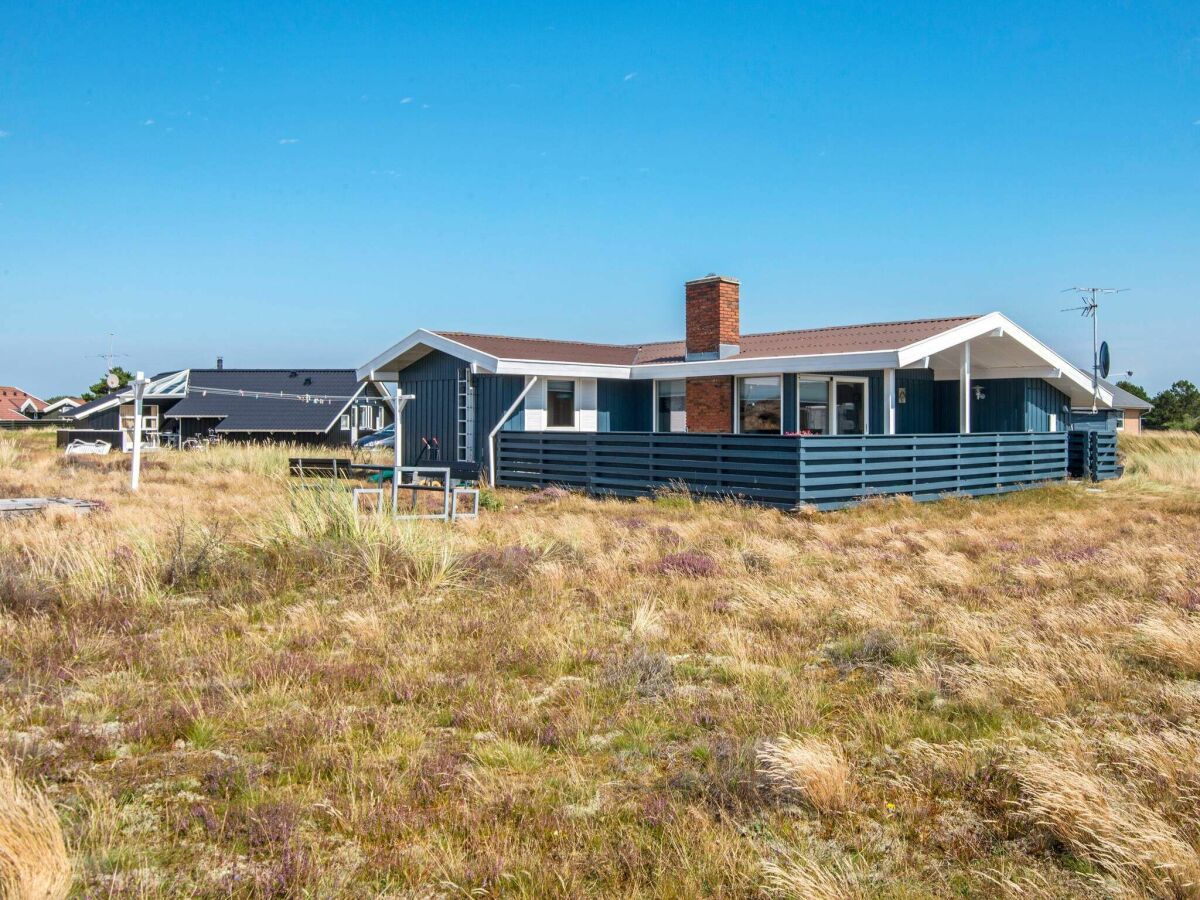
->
<box><xmin>685</xmin><ymin>273</ymin><xmax>739</xmax><ymax>285</ymax></box>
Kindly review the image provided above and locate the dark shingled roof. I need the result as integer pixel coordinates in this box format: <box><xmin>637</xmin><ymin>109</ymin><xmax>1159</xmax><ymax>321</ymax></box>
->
<box><xmin>166</xmin><ymin>369</ymin><xmax>364</xmax><ymax>432</ymax></box>
<box><xmin>435</xmin><ymin>316</ymin><xmax>980</xmax><ymax>367</ymax></box>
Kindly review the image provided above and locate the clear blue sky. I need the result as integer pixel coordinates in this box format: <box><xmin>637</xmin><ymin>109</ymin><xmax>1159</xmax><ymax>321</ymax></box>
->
<box><xmin>3</xmin><ymin>1</ymin><xmax>1197</xmax><ymax>398</ymax></box>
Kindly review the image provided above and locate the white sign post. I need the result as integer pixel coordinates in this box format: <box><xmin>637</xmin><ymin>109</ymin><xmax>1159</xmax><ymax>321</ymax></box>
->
<box><xmin>130</xmin><ymin>371</ymin><xmax>149</xmax><ymax>492</ymax></box>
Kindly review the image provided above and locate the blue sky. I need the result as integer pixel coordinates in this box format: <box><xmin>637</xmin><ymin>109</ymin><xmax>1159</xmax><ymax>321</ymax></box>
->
<box><xmin>2</xmin><ymin>1</ymin><xmax>1197</xmax><ymax>397</ymax></box>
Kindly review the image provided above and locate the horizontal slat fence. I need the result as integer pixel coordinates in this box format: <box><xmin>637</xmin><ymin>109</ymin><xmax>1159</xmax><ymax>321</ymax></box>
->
<box><xmin>1067</xmin><ymin>431</ymin><xmax>1119</xmax><ymax>481</ymax></box>
<box><xmin>497</xmin><ymin>431</ymin><xmax>1071</xmax><ymax>510</ymax></box>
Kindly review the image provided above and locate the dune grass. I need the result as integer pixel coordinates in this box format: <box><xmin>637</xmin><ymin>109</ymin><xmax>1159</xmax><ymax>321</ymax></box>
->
<box><xmin>1</xmin><ymin>428</ymin><xmax>1199</xmax><ymax>897</ymax></box>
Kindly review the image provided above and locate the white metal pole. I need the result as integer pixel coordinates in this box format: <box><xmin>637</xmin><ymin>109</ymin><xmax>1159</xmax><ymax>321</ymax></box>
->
<box><xmin>883</xmin><ymin>368</ymin><xmax>897</xmax><ymax>435</ymax></box>
<box><xmin>131</xmin><ymin>371</ymin><xmax>146</xmax><ymax>491</ymax></box>
<box><xmin>960</xmin><ymin>342</ymin><xmax>971</xmax><ymax>434</ymax></box>
<box><xmin>1091</xmin><ymin>299</ymin><xmax>1099</xmax><ymax>413</ymax></box>
<box><xmin>391</xmin><ymin>391</ymin><xmax>401</xmax><ymax>515</ymax></box>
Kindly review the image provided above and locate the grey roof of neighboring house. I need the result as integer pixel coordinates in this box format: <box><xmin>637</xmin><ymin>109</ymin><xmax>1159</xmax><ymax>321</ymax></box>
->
<box><xmin>1073</xmin><ymin>379</ymin><xmax>1153</xmax><ymax>411</ymax></box>
<box><xmin>166</xmin><ymin>369</ymin><xmax>366</xmax><ymax>432</ymax></box>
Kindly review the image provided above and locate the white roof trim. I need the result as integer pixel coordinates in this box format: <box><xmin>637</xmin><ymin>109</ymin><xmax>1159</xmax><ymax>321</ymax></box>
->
<box><xmin>73</xmin><ymin>370</ymin><xmax>191</xmax><ymax>420</ymax></box>
<box><xmin>357</xmin><ymin>329</ymin><xmax>501</xmax><ymax>381</ymax></box>
<box><xmin>630</xmin><ymin>349</ymin><xmax>898</xmax><ymax>379</ymax></box>
<box><xmin>494</xmin><ymin>360</ymin><xmax>635</xmax><ymax>379</ymax></box>
<box><xmin>897</xmin><ymin>312</ymin><xmax>1112</xmax><ymax>407</ymax></box>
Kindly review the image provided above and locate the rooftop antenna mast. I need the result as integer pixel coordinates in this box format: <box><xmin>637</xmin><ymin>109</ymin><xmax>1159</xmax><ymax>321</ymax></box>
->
<box><xmin>1061</xmin><ymin>287</ymin><xmax>1127</xmax><ymax>412</ymax></box>
<box><xmin>87</xmin><ymin>332</ymin><xmax>130</xmax><ymax>373</ymax></box>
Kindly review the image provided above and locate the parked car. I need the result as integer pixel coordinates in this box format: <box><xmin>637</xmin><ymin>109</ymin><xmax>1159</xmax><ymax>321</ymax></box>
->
<box><xmin>354</xmin><ymin>424</ymin><xmax>394</xmax><ymax>449</ymax></box>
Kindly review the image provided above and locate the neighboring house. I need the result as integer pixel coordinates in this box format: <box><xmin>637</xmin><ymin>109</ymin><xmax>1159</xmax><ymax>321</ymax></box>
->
<box><xmin>0</xmin><ymin>386</ymin><xmax>47</xmax><ymax>421</ymax></box>
<box><xmin>358</xmin><ymin>273</ymin><xmax>1120</xmax><ymax>478</ymax></box>
<box><xmin>67</xmin><ymin>368</ymin><xmax>391</xmax><ymax>448</ymax></box>
<box><xmin>1071</xmin><ymin>380</ymin><xmax>1152</xmax><ymax>434</ymax></box>
<box><xmin>41</xmin><ymin>397</ymin><xmax>83</xmax><ymax>419</ymax></box>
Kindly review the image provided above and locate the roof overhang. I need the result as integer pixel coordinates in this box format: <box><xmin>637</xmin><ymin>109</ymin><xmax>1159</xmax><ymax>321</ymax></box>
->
<box><xmin>359</xmin><ymin>314</ymin><xmax>1110</xmax><ymax>406</ymax></box>
<box><xmin>897</xmin><ymin>312</ymin><xmax>1112</xmax><ymax>408</ymax></box>
<box><xmin>357</xmin><ymin>329</ymin><xmax>634</xmax><ymax>381</ymax></box>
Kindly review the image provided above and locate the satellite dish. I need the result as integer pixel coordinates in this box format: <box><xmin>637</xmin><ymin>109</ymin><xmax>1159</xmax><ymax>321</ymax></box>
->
<box><xmin>105</xmin><ymin>372</ymin><xmax>120</xmax><ymax>389</ymax></box>
<box><xmin>1098</xmin><ymin>341</ymin><xmax>1111</xmax><ymax>380</ymax></box>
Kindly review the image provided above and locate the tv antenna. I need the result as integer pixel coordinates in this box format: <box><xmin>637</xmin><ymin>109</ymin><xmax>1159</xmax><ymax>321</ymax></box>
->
<box><xmin>87</xmin><ymin>332</ymin><xmax>130</xmax><ymax>375</ymax></box>
<box><xmin>1061</xmin><ymin>287</ymin><xmax>1127</xmax><ymax>412</ymax></box>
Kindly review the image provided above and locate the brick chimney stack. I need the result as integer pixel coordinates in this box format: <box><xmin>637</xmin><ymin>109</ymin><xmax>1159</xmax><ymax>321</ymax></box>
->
<box><xmin>685</xmin><ymin>275</ymin><xmax>740</xmax><ymax>361</ymax></box>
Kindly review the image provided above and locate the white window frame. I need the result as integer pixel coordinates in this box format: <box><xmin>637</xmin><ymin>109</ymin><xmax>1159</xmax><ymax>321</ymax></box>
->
<box><xmin>543</xmin><ymin>378</ymin><xmax>579</xmax><ymax>431</ymax></box>
<box><xmin>340</xmin><ymin>413</ymin><xmax>351</xmax><ymax>430</ymax></box>
<box><xmin>1113</xmin><ymin>410</ymin><xmax>1124</xmax><ymax>432</ymax></box>
<box><xmin>457</xmin><ymin>368</ymin><xmax>476</xmax><ymax>462</ymax></box>
<box><xmin>794</xmin><ymin>375</ymin><xmax>871</xmax><ymax>435</ymax></box>
<box><xmin>795</xmin><ymin>375</ymin><xmax>832</xmax><ymax>435</ymax></box>
<box><xmin>653</xmin><ymin>378</ymin><xmax>687</xmax><ymax>433</ymax></box>
<box><xmin>734</xmin><ymin>375</ymin><xmax>784</xmax><ymax>435</ymax></box>
<box><xmin>358</xmin><ymin>404</ymin><xmax>373</xmax><ymax>429</ymax></box>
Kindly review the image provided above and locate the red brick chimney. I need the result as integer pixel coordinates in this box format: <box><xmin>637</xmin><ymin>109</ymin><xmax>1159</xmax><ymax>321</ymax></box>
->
<box><xmin>685</xmin><ymin>275</ymin><xmax>740</xmax><ymax>360</ymax></box>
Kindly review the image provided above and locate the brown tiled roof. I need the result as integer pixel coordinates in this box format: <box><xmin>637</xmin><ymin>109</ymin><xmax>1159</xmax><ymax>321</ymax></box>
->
<box><xmin>0</xmin><ymin>386</ymin><xmax>45</xmax><ymax>421</ymax></box>
<box><xmin>435</xmin><ymin>332</ymin><xmax>642</xmax><ymax>365</ymax></box>
<box><xmin>436</xmin><ymin>315</ymin><xmax>979</xmax><ymax>367</ymax></box>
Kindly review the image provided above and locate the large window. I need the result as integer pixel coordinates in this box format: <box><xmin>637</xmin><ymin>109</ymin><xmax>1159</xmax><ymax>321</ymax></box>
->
<box><xmin>834</xmin><ymin>379</ymin><xmax>867</xmax><ymax>435</ymax></box>
<box><xmin>546</xmin><ymin>380</ymin><xmax>576</xmax><ymax>428</ymax></box>
<box><xmin>655</xmin><ymin>379</ymin><xmax>686</xmax><ymax>432</ymax></box>
<box><xmin>797</xmin><ymin>378</ymin><xmax>829</xmax><ymax>434</ymax></box>
<box><xmin>737</xmin><ymin>376</ymin><xmax>782</xmax><ymax>434</ymax></box>
<box><xmin>794</xmin><ymin>375</ymin><xmax>869</xmax><ymax>435</ymax></box>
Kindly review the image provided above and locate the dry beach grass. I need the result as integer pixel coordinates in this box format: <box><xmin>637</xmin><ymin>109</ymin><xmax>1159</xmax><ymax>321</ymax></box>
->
<box><xmin>1</xmin><ymin>429</ymin><xmax>1199</xmax><ymax>897</ymax></box>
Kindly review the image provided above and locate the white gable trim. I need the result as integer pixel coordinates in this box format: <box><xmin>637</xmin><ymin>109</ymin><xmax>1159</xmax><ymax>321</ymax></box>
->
<box><xmin>898</xmin><ymin>312</ymin><xmax>1112</xmax><ymax>407</ymax></box>
<box><xmin>73</xmin><ymin>370</ymin><xmax>191</xmax><ymax>420</ymax></box>
<box><xmin>357</xmin><ymin>329</ymin><xmax>501</xmax><ymax>381</ymax></box>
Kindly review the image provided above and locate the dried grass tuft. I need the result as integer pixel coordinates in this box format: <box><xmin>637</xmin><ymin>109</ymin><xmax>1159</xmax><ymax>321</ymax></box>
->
<box><xmin>1004</xmin><ymin>749</ymin><xmax>1200</xmax><ymax>897</ymax></box>
<box><xmin>758</xmin><ymin>734</ymin><xmax>852</xmax><ymax>813</ymax></box>
<box><xmin>0</xmin><ymin>761</ymin><xmax>71</xmax><ymax>900</ymax></box>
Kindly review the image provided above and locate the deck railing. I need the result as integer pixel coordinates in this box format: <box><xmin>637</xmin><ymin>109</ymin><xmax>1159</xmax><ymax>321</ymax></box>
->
<box><xmin>1067</xmin><ymin>430</ymin><xmax>1119</xmax><ymax>481</ymax></box>
<box><xmin>496</xmin><ymin>431</ymin><xmax>1072</xmax><ymax>510</ymax></box>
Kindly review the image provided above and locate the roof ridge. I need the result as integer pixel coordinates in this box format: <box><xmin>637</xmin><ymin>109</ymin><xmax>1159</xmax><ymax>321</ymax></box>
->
<box><xmin>436</xmin><ymin>330</ymin><xmax>634</xmax><ymax>351</ymax></box>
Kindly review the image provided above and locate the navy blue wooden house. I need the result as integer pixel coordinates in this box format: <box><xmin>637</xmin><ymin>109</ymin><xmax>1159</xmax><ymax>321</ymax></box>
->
<box><xmin>358</xmin><ymin>275</ymin><xmax>1124</xmax><ymax>504</ymax></box>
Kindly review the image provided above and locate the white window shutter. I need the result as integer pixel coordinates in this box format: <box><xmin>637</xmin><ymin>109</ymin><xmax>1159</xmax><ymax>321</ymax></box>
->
<box><xmin>523</xmin><ymin>376</ymin><xmax>546</xmax><ymax>431</ymax></box>
<box><xmin>577</xmin><ymin>378</ymin><xmax>598</xmax><ymax>431</ymax></box>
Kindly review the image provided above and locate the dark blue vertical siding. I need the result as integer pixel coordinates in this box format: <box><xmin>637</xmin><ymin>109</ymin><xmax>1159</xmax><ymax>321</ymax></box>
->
<box><xmin>934</xmin><ymin>381</ymin><xmax>960</xmax><ymax>432</ymax></box>
<box><xmin>396</xmin><ymin>348</ymin><xmax>465</xmax><ymax>465</ymax></box>
<box><xmin>1024</xmin><ymin>379</ymin><xmax>1070</xmax><ymax>431</ymax></box>
<box><xmin>598</xmin><ymin>380</ymin><xmax>652</xmax><ymax>431</ymax></box>
<box><xmin>473</xmin><ymin>374</ymin><xmax>527</xmax><ymax>465</ymax></box>
<box><xmin>782</xmin><ymin>377</ymin><xmax>797</xmax><ymax>432</ymax></box>
<box><xmin>934</xmin><ymin>377</ymin><xmax>1070</xmax><ymax>433</ymax></box>
<box><xmin>971</xmin><ymin>379</ymin><xmax>1026</xmax><ymax>432</ymax></box>
<box><xmin>896</xmin><ymin>369</ymin><xmax>935</xmax><ymax>433</ymax></box>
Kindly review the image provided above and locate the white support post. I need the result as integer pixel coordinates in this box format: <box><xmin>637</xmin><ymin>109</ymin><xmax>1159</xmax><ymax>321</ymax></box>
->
<box><xmin>390</xmin><ymin>390</ymin><xmax>402</xmax><ymax>515</ymax></box>
<box><xmin>489</xmin><ymin>375</ymin><xmax>539</xmax><ymax>487</ymax></box>
<box><xmin>959</xmin><ymin>341</ymin><xmax>972</xmax><ymax>434</ymax></box>
<box><xmin>883</xmin><ymin>368</ymin><xmax>897</xmax><ymax>435</ymax></box>
<box><xmin>130</xmin><ymin>371</ymin><xmax>148</xmax><ymax>491</ymax></box>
